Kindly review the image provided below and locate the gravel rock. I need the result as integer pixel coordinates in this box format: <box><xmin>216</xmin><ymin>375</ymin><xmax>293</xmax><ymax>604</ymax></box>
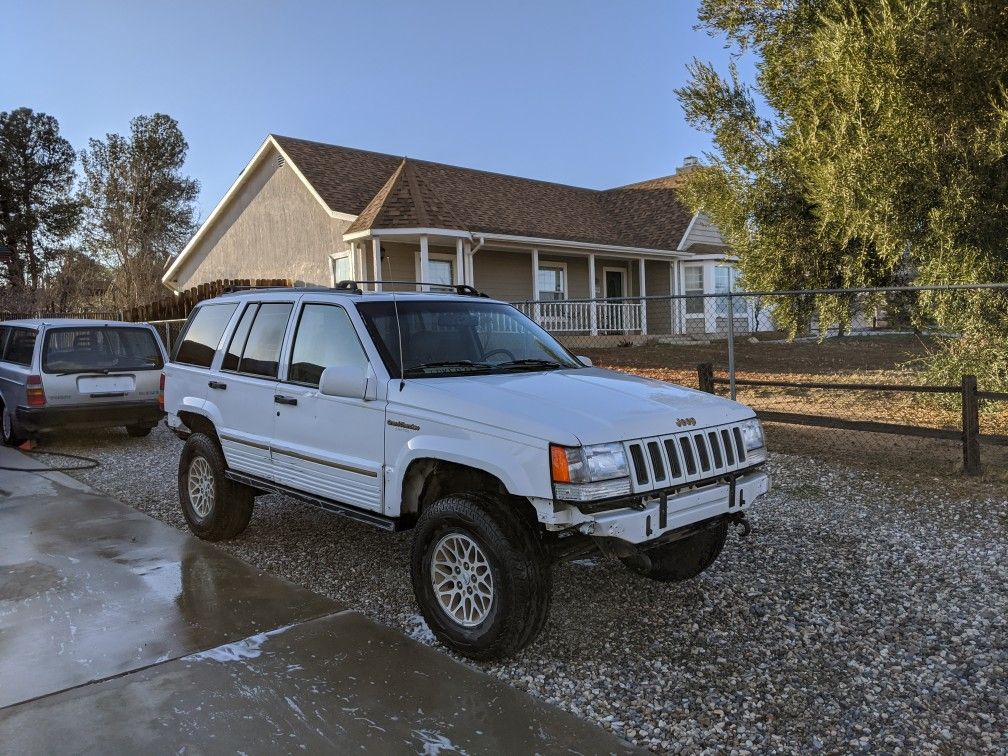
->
<box><xmin>44</xmin><ymin>425</ymin><xmax>1008</xmax><ymax>753</ymax></box>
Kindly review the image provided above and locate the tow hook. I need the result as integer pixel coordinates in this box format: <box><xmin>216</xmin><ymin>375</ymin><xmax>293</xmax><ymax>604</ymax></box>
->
<box><xmin>727</xmin><ymin>511</ymin><xmax>752</xmax><ymax>539</ymax></box>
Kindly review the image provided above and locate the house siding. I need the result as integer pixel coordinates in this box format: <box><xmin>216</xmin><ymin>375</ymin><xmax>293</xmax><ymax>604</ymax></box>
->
<box><xmin>682</xmin><ymin>213</ymin><xmax>724</xmax><ymax>249</ymax></box>
<box><xmin>170</xmin><ymin>152</ymin><xmax>352</xmax><ymax>289</ymax></box>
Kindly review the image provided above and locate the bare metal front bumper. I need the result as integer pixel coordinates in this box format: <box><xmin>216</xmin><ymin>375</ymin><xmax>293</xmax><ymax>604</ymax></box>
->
<box><xmin>577</xmin><ymin>469</ymin><xmax>770</xmax><ymax>545</ymax></box>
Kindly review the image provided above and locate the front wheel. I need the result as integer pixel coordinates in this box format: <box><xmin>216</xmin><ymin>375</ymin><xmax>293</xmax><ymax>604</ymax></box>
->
<box><xmin>178</xmin><ymin>432</ymin><xmax>254</xmax><ymax>541</ymax></box>
<box><xmin>125</xmin><ymin>423</ymin><xmax>154</xmax><ymax>438</ymax></box>
<box><xmin>621</xmin><ymin>520</ymin><xmax>729</xmax><ymax>582</ymax></box>
<box><xmin>410</xmin><ymin>494</ymin><xmax>551</xmax><ymax>661</ymax></box>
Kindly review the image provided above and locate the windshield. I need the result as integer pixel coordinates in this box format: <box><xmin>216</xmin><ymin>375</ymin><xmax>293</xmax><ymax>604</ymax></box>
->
<box><xmin>42</xmin><ymin>326</ymin><xmax>164</xmax><ymax>374</ymax></box>
<box><xmin>356</xmin><ymin>300</ymin><xmax>582</xmax><ymax>377</ymax></box>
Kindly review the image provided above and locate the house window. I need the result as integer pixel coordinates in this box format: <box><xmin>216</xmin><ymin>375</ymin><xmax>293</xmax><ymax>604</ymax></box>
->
<box><xmin>714</xmin><ymin>266</ymin><xmax>747</xmax><ymax>315</ymax></box>
<box><xmin>538</xmin><ymin>265</ymin><xmax>566</xmax><ymax>301</ymax></box>
<box><xmin>684</xmin><ymin>265</ymin><xmax>704</xmax><ymax>315</ymax></box>
<box><xmin>429</xmin><ymin>258</ymin><xmax>454</xmax><ymax>287</ymax></box>
<box><xmin>331</xmin><ymin>254</ymin><xmax>353</xmax><ymax>284</ymax></box>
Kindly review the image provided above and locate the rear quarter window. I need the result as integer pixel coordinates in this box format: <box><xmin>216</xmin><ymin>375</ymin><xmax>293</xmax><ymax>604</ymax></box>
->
<box><xmin>173</xmin><ymin>303</ymin><xmax>239</xmax><ymax>368</ymax></box>
<box><xmin>1</xmin><ymin>327</ymin><xmax>37</xmax><ymax>367</ymax></box>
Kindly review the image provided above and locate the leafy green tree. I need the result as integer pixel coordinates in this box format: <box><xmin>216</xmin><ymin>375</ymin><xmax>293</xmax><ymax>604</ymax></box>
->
<box><xmin>0</xmin><ymin>108</ymin><xmax>80</xmax><ymax>290</ymax></box>
<box><xmin>79</xmin><ymin>113</ymin><xmax>198</xmax><ymax>309</ymax></box>
<box><xmin>677</xmin><ymin>0</ymin><xmax>1008</xmax><ymax>388</ymax></box>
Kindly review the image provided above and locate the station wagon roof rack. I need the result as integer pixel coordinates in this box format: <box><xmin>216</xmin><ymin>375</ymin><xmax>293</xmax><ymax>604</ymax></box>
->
<box><xmin>334</xmin><ymin>280</ymin><xmax>489</xmax><ymax>297</ymax></box>
<box><xmin>219</xmin><ymin>284</ymin><xmax>333</xmax><ymax>295</ymax></box>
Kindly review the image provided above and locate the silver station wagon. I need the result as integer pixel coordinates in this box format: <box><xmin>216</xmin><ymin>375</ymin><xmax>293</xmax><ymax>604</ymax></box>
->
<box><xmin>0</xmin><ymin>319</ymin><xmax>167</xmax><ymax>445</ymax></box>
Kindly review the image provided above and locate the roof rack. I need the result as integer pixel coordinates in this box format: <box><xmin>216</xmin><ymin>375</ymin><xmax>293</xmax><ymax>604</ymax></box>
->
<box><xmin>335</xmin><ymin>280</ymin><xmax>489</xmax><ymax>297</ymax></box>
<box><xmin>220</xmin><ymin>284</ymin><xmax>333</xmax><ymax>295</ymax></box>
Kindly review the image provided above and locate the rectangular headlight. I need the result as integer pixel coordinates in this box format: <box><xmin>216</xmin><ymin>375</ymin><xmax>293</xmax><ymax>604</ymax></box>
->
<box><xmin>739</xmin><ymin>418</ymin><xmax>765</xmax><ymax>451</ymax></box>
<box><xmin>550</xmin><ymin>442</ymin><xmax>629</xmax><ymax>483</ymax></box>
<box><xmin>550</xmin><ymin>442</ymin><xmax>631</xmax><ymax>501</ymax></box>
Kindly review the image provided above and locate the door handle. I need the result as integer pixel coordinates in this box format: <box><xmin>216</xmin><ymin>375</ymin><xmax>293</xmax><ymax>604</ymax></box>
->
<box><xmin>208</xmin><ymin>380</ymin><xmax>227</xmax><ymax>390</ymax></box>
<box><xmin>274</xmin><ymin>394</ymin><xmax>297</xmax><ymax>406</ymax></box>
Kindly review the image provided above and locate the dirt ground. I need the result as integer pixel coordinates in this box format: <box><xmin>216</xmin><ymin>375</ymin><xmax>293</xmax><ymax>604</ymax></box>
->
<box><xmin>581</xmin><ymin>334</ymin><xmax>1008</xmax><ymax>477</ymax></box>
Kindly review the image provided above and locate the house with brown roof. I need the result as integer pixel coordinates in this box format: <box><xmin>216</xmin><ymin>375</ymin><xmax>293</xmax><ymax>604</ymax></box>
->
<box><xmin>162</xmin><ymin>135</ymin><xmax>737</xmax><ymax>336</ymax></box>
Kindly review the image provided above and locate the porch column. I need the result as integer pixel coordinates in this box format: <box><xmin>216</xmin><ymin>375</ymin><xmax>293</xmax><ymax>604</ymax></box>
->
<box><xmin>353</xmin><ymin>242</ymin><xmax>363</xmax><ymax>283</ymax></box>
<box><xmin>419</xmin><ymin>234</ymin><xmax>430</xmax><ymax>291</ymax></box>
<box><xmin>455</xmin><ymin>238</ymin><xmax>464</xmax><ymax>286</ymax></box>
<box><xmin>372</xmin><ymin>238</ymin><xmax>382</xmax><ymax>291</ymax></box>
<box><xmin>638</xmin><ymin>259</ymin><xmax>648</xmax><ymax>335</ymax></box>
<box><xmin>531</xmin><ymin>248</ymin><xmax>541</xmax><ymax>324</ymax></box>
<box><xmin>463</xmin><ymin>240</ymin><xmax>473</xmax><ymax>286</ymax></box>
<box><xmin>588</xmin><ymin>253</ymin><xmax>598</xmax><ymax>335</ymax></box>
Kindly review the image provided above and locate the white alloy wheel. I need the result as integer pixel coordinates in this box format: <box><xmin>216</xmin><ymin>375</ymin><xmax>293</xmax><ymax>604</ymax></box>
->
<box><xmin>187</xmin><ymin>456</ymin><xmax>215</xmax><ymax>519</ymax></box>
<box><xmin>430</xmin><ymin>532</ymin><xmax>495</xmax><ymax>627</ymax></box>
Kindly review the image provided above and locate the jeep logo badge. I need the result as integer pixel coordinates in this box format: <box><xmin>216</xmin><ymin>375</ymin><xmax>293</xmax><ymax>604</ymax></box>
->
<box><xmin>675</xmin><ymin>417</ymin><xmax>697</xmax><ymax>427</ymax></box>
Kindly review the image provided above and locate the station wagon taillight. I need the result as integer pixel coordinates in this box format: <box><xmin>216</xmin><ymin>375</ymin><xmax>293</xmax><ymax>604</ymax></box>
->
<box><xmin>26</xmin><ymin>375</ymin><xmax>46</xmax><ymax>407</ymax></box>
<box><xmin>158</xmin><ymin>372</ymin><xmax>165</xmax><ymax>412</ymax></box>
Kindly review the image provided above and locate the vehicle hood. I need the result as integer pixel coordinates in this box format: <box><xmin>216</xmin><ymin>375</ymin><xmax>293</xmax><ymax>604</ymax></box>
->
<box><xmin>393</xmin><ymin>367</ymin><xmax>756</xmax><ymax>446</ymax></box>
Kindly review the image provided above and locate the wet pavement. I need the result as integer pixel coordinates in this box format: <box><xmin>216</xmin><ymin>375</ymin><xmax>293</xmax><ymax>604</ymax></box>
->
<box><xmin>0</xmin><ymin>446</ymin><xmax>638</xmax><ymax>754</ymax></box>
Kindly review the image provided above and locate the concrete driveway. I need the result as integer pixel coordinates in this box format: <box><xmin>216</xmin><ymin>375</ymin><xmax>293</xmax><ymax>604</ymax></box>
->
<box><xmin>0</xmin><ymin>446</ymin><xmax>637</xmax><ymax>754</ymax></box>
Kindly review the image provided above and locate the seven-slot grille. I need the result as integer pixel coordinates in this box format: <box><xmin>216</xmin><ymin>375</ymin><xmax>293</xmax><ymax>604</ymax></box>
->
<box><xmin>624</xmin><ymin>422</ymin><xmax>750</xmax><ymax>493</ymax></box>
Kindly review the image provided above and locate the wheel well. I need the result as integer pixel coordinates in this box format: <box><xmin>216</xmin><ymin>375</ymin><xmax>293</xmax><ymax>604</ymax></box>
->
<box><xmin>401</xmin><ymin>459</ymin><xmax>521</xmax><ymax>518</ymax></box>
<box><xmin>177</xmin><ymin>411</ymin><xmax>218</xmax><ymax>442</ymax></box>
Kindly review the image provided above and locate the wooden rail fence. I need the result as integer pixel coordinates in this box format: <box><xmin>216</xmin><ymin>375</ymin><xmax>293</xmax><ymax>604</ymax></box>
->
<box><xmin>697</xmin><ymin>363</ymin><xmax>1008</xmax><ymax>475</ymax></box>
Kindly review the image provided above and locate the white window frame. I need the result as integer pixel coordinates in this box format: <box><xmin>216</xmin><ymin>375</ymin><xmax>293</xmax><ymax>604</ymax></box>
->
<box><xmin>683</xmin><ymin>263</ymin><xmax>705</xmax><ymax>318</ymax></box>
<box><xmin>414</xmin><ymin>251</ymin><xmax>457</xmax><ymax>288</ymax></box>
<box><xmin>329</xmin><ymin>252</ymin><xmax>354</xmax><ymax>287</ymax></box>
<box><xmin>537</xmin><ymin>261</ymin><xmax>568</xmax><ymax>301</ymax></box>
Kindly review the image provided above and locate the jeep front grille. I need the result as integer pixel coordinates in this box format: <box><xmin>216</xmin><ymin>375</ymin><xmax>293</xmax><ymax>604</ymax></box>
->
<box><xmin>624</xmin><ymin>422</ymin><xmax>749</xmax><ymax>492</ymax></box>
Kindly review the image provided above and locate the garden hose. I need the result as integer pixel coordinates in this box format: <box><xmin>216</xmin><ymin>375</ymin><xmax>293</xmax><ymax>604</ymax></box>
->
<box><xmin>0</xmin><ymin>449</ymin><xmax>100</xmax><ymax>472</ymax></box>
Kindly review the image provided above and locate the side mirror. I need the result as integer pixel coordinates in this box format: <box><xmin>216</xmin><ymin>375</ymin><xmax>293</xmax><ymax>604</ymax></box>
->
<box><xmin>577</xmin><ymin>355</ymin><xmax>593</xmax><ymax>367</ymax></box>
<box><xmin>319</xmin><ymin>365</ymin><xmax>368</xmax><ymax>399</ymax></box>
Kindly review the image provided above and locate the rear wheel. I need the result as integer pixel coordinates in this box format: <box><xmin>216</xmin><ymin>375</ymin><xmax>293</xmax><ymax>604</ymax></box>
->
<box><xmin>178</xmin><ymin>432</ymin><xmax>254</xmax><ymax>541</ymax></box>
<box><xmin>1</xmin><ymin>403</ymin><xmax>25</xmax><ymax>447</ymax></box>
<box><xmin>410</xmin><ymin>493</ymin><xmax>551</xmax><ymax>661</ymax></box>
<box><xmin>621</xmin><ymin>520</ymin><xmax>729</xmax><ymax>582</ymax></box>
<box><xmin>125</xmin><ymin>423</ymin><xmax>154</xmax><ymax>438</ymax></box>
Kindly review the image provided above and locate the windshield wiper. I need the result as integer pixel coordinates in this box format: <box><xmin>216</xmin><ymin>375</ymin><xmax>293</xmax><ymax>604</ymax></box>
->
<box><xmin>403</xmin><ymin>360</ymin><xmax>493</xmax><ymax>375</ymax></box>
<box><xmin>493</xmin><ymin>359</ymin><xmax>566</xmax><ymax>370</ymax></box>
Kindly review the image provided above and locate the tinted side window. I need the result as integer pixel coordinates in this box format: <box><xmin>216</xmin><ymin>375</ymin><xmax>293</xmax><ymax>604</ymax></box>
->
<box><xmin>0</xmin><ymin>327</ymin><xmax>8</xmax><ymax>358</ymax></box>
<box><xmin>3</xmin><ymin>328</ymin><xmax>37</xmax><ymax>367</ymax></box>
<box><xmin>289</xmin><ymin>304</ymin><xmax>367</xmax><ymax>387</ymax></box>
<box><xmin>238</xmin><ymin>303</ymin><xmax>293</xmax><ymax>378</ymax></box>
<box><xmin>221</xmin><ymin>303</ymin><xmax>258</xmax><ymax>372</ymax></box>
<box><xmin>173</xmin><ymin>304</ymin><xmax>238</xmax><ymax>367</ymax></box>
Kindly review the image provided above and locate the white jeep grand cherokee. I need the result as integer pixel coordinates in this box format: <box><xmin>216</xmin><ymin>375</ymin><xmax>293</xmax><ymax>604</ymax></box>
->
<box><xmin>163</xmin><ymin>283</ymin><xmax>770</xmax><ymax>660</ymax></box>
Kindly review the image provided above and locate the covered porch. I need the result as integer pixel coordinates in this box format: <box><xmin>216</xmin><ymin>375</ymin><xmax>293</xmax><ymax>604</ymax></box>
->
<box><xmin>338</xmin><ymin>230</ymin><xmax>694</xmax><ymax>336</ymax></box>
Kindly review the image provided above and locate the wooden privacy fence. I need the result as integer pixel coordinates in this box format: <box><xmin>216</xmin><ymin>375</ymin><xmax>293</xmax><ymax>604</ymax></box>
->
<box><xmin>696</xmin><ymin>363</ymin><xmax>1008</xmax><ymax>475</ymax></box>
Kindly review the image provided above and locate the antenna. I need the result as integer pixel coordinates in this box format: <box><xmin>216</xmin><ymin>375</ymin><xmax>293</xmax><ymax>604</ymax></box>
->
<box><xmin>391</xmin><ymin>288</ymin><xmax>405</xmax><ymax>391</ymax></box>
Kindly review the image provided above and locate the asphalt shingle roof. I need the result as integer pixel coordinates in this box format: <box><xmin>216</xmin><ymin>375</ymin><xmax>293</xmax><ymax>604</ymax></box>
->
<box><xmin>273</xmin><ymin>135</ymin><xmax>695</xmax><ymax>250</ymax></box>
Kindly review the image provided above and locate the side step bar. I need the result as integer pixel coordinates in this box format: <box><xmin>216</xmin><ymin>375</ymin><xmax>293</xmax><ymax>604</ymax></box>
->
<box><xmin>225</xmin><ymin>470</ymin><xmax>405</xmax><ymax>532</ymax></box>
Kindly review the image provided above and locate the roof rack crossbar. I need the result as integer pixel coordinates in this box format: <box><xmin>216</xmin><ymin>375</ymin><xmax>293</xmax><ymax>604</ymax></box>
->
<box><xmin>336</xmin><ymin>280</ymin><xmax>488</xmax><ymax>297</ymax></box>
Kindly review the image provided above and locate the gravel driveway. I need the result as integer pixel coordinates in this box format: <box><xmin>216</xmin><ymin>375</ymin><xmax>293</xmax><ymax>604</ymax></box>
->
<box><xmin>40</xmin><ymin>425</ymin><xmax>1008</xmax><ymax>753</ymax></box>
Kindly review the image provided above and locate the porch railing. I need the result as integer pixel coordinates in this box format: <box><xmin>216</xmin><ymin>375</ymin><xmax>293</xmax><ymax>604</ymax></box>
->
<box><xmin>512</xmin><ymin>299</ymin><xmax>646</xmax><ymax>334</ymax></box>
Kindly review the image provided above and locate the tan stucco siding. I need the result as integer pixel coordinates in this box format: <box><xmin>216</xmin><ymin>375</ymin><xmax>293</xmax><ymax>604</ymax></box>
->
<box><xmin>170</xmin><ymin>152</ymin><xmax>351</xmax><ymax>290</ymax></box>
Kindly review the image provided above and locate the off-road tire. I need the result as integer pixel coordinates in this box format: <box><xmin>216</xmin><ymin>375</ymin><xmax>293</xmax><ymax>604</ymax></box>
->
<box><xmin>622</xmin><ymin>520</ymin><xmax>729</xmax><ymax>582</ymax></box>
<box><xmin>411</xmin><ymin>493</ymin><xmax>552</xmax><ymax>661</ymax></box>
<box><xmin>1</xmin><ymin>402</ymin><xmax>25</xmax><ymax>447</ymax></box>
<box><xmin>178</xmin><ymin>432</ymin><xmax>254</xmax><ymax>541</ymax></box>
<box><xmin>125</xmin><ymin>423</ymin><xmax>154</xmax><ymax>438</ymax></box>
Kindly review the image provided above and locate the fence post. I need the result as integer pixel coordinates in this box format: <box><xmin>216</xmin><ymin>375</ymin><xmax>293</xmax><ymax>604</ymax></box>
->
<box><xmin>697</xmin><ymin>363</ymin><xmax>714</xmax><ymax>394</ymax></box>
<box><xmin>726</xmin><ymin>284</ymin><xmax>736</xmax><ymax>400</ymax></box>
<box><xmin>961</xmin><ymin>374</ymin><xmax>980</xmax><ymax>475</ymax></box>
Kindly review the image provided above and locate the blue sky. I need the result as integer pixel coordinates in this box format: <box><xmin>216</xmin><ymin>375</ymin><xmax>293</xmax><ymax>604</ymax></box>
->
<box><xmin>2</xmin><ymin>0</ymin><xmax>754</xmax><ymax>221</ymax></box>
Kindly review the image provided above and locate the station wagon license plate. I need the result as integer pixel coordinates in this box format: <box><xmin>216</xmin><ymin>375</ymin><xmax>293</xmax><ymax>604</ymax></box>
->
<box><xmin>77</xmin><ymin>375</ymin><xmax>135</xmax><ymax>395</ymax></box>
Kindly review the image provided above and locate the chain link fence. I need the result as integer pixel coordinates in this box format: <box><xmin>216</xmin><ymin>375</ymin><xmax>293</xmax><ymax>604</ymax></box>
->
<box><xmin>538</xmin><ymin>283</ymin><xmax>1008</xmax><ymax>476</ymax></box>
